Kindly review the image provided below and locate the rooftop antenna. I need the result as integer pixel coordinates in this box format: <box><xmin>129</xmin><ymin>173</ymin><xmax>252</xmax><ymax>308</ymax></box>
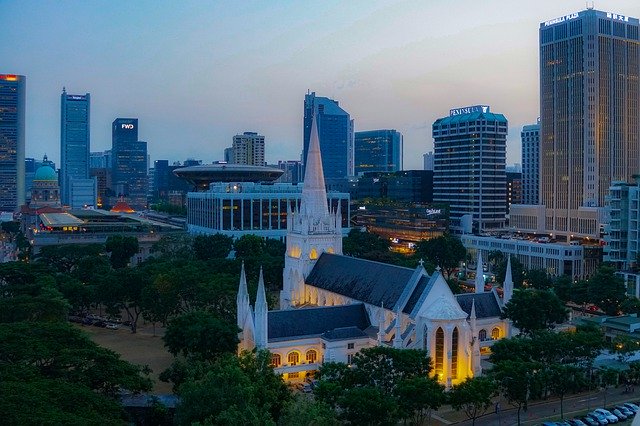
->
<box><xmin>587</xmin><ymin>2</ymin><xmax>594</xmax><ymax>10</ymax></box>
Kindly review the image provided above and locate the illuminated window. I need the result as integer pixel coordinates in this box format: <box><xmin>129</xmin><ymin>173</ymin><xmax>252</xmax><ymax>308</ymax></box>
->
<box><xmin>288</xmin><ymin>372</ymin><xmax>299</xmax><ymax>379</ymax></box>
<box><xmin>306</xmin><ymin>350</ymin><xmax>317</xmax><ymax>364</ymax></box>
<box><xmin>491</xmin><ymin>327</ymin><xmax>501</xmax><ymax>340</ymax></box>
<box><xmin>479</xmin><ymin>329</ymin><xmax>487</xmax><ymax>341</ymax></box>
<box><xmin>451</xmin><ymin>327</ymin><xmax>459</xmax><ymax>379</ymax></box>
<box><xmin>271</xmin><ymin>353</ymin><xmax>281</xmax><ymax>367</ymax></box>
<box><xmin>287</xmin><ymin>351</ymin><xmax>300</xmax><ymax>366</ymax></box>
<box><xmin>310</xmin><ymin>248</ymin><xmax>318</xmax><ymax>260</ymax></box>
<box><xmin>435</xmin><ymin>327</ymin><xmax>444</xmax><ymax>378</ymax></box>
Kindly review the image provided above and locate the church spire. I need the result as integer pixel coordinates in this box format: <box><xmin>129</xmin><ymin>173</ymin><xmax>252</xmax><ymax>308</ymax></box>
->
<box><xmin>236</xmin><ymin>261</ymin><xmax>249</xmax><ymax>331</ymax></box>
<box><xmin>255</xmin><ymin>267</ymin><xmax>268</xmax><ymax>349</ymax></box>
<box><xmin>393</xmin><ymin>304</ymin><xmax>403</xmax><ymax>348</ymax></box>
<box><xmin>503</xmin><ymin>255</ymin><xmax>513</xmax><ymax>305</ymax></box>
<box><xmin>301</xmin><ymin>114</ymin><xmax>329</xmax><ymax>216</ymax></box>
<box><xmin>475</xmin><ymin>251</ymin><xmax>484</xmax><ymax>294</ymax></box>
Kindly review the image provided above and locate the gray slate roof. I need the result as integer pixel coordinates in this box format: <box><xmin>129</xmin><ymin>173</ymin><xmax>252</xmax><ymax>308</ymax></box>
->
<box><xmin>403</xmin><ymin>275</ymin><xmax>432</xmax><ymax>314</ymax></box>
<box><xmin>455</xmin><ymin>292</ymin><xmax>502</xmax><ymax>319</ymax></box>
<box><xmin>268</xmin><ymin>303</ymin><xmax>370</xmax><ymax>341</ymax></box>
<box><xmin>306</xmin><ymin>253</ymin><xmax>416</xmax><ymax>309</ymax></box>
<box><xmin>321</xmin><ymin>326</ymin><xmax>368</xmax><ymax>341</ymax></box>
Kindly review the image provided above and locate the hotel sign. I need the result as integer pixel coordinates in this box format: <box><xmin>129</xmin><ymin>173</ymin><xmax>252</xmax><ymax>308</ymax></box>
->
<box><xmin>449</xmin><ymin>105</ymin><xmax>490</xmax><ymax>116</ymax></box>
<box><xmin>543</xmin><ymin>13</ymin><xmax>579</xmax><ymax>27</ymax></box>
<box><xmin>606</xmin><ymin>12</ymin><xmax>630</xmax><ymax>22</ymax></box>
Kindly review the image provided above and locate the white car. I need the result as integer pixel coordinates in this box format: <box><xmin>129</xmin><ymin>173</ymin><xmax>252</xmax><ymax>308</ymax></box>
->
<box><xmin>594</xmin><ymin>409</ymin><xmax>618</xmax><ymax>424</ymax></box>
<box><xmin>106</xmin><ymin>323</ymin><xmax>119</xmax><ymax>330</ymax></box>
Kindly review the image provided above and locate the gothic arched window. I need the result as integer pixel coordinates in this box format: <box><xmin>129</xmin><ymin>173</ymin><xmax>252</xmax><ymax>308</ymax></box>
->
<box><xmin>306</xmin><ymin>349</ymin><xmax>317</xmax><ymax>364</ymax></box>
<box><xmin>422</xmin><ymin>325</ymin><xmax>429</xmax><ymax>351</ymax></box>
<box><xmin>435</xmin><ymin>327</ymin><xmax>444</xmax><ymax>379</ymax></box>
<box><xmin>479</xmin><ymin>329</ymin><xmax>487</xmax><ymax>341</ymax></box>
<box><xmin>270</xmin><ymin>353</ymin><xmax>281</xmax><ymax>367</ymax></box>
<box><xmin>287</xmin><ymin>351</ymin><xmax>300</xmax><ymax>366</ymax></box>
<box><xmin>491</xmin><ymin>327</ymin><xmax>501</xmax><ymax>340</ymax></box>
<box><xmin>451</xmin><ymin>327</ymin><xmax>459</xmax><ymax>379</ymax></box>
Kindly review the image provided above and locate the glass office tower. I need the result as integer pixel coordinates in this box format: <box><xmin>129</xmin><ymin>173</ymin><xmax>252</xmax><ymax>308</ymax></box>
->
<box><xmin>0</xmin><ymin>74</ymin><xmax>25</xmax><ymax>211</ymax></box>
<box><xmin>112</xmin><ymin>118</ymin><xmax>148</xmax><ymax>209</ymax></box>
<box><xmin>60</xmin><ymin>89</ymin><xmax>91</xmax><ymax>205</ymax></box>
<box><xmin>540</xmin><ymin>9</ymin><xmax>640</xmax><ymax>237</ymax></box>
<box><xmin>354</xmin><ymin>129</ymin><xmax>403</xmax><ymax>175</ymax></box>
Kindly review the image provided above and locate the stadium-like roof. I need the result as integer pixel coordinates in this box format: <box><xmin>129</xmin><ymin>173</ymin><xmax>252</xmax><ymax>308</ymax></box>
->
<box><xmin>173</xmin><ymin>164</ymin><xmax>284</xmax><ymax>191</ymax></box>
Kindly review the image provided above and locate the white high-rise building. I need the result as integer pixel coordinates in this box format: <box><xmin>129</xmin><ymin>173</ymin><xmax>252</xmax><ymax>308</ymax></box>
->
<box><xmin>521</xmin><ymin>120</ymin><xmax>540</xmax><ymax>205</ymax></box>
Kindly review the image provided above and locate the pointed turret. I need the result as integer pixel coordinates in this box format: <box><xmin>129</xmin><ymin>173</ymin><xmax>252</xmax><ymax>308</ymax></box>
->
<box><xmin>393</xmin><ymin>304</ymin><xmax>403</xmax><ymax>348</ymax></box>
<box><xmin>469</xmin><ymin>298</ymin><xmax>482</xmax><ymax>376</ymax></box>
<box><xmin>236</xmin><ymin>262</ymin><xmax>249</xmax><ymax>331</ymax></box>
<box><xmin>475</xmin><ymin>251</ymin><xmax>484</xmax><ymax>294</ymax></box>
<box><xmin>503</xmin><ymin>255</ymin><xmax>513</xmax><ymax>305</ymax></box>
<box><xmin>469</xmin><ymin>299</ymin><xmax>477</xmax><ymax>330</ymax></box>
<box><xmin>377</xmin><ymin>303</ymin><xmax>385</xmax><ymax>344</ymax></box>
<box><xmin>301</xmin><ymin>115</ymin><xmax>329</xmax><ymax>216</ymax></box>
<box><xmin>254</xmin><ymin>267</ymin><xmax>268</xmax><ymax>348</ymax></box>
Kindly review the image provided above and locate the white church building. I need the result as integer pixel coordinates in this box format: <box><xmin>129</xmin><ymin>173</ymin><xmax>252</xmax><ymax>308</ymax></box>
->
<box><xmin>237</xmin><ymin>116</ymin><xmax>513</xmax><ymax>387</ymax></box>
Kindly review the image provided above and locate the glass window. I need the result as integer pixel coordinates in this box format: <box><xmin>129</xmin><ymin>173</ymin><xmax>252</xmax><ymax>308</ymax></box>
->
<box><xmin>435</xmin><ymin>327</ymin><xmax>444</xmax><ymax>379</ymax></box>
<box><xmin>491</xmin><ymin>327</ymin><xmax>501</xmax><ymax>340</ymax></box>
<box><xmin>306</xmin><ymin>350</ymin><xmax>317</xmax><ymax>364</ymax></box>
<box><xmin>287</xmin><ymin>351</ymin><xmax>300</xmax><ymax>366</ymax></box>
<box><xmin>479</xmin><ymin>329</ymin><xmax>487</xmax><ymax>341</ymax></box>
<box><xmin>270</xmin><ymin>353</ymin><xmax>281</xmax><ymax>367</ymax></box>
<box><xmin>451</xmin><ymin>327</ymin><xmax>459</xmax><ymax>379</ymax></box>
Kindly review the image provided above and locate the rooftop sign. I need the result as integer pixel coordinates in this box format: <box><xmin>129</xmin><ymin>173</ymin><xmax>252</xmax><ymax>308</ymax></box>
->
<box><xmin>543</xmin><ymin>12</ymin><xmax>579</xmax><ymax>27</ymax></box>
<box><xmin>449</xmin><ymin>105</ymin><xmax>490</xmax><ymax>116</ymax></box>
<box><xmin>606</xmin><ymin>12</ymin><xmax>630</xmax><ymax>22</ymax></box>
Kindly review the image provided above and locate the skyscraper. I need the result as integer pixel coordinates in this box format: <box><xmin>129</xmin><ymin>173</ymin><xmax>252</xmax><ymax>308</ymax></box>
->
<box><xmin>0</xmin><ymin>74</ymin><xmax>25</xmax><ymax>211</ymax></box>
<box><xmin>354</xmin><ymin>129</ymin><xmax>403</xmax><ymax>175</ymax></box>
<box><xmin>521</xmin><ymin>120</ymin><xmax>540</xmax><ymax>205</ymax></box>
<box><xmin>111</xmin><ymin>118</ymin><xmax>147</xmax><ymax>209</ymax></box>
<box><xmin>540</xmin><ymin>9</ymin><xmax>640</xmax><ymax>237</ymax></box>
<box><xmin>433</xmin><ymin>105</ymin><xmax>507</xmax><ymax>233</ymax></box>
<box><xmin>232</xmin><ymin>132</ymin><xmax>265</xmax><ymax>166</ymax></box>
<box><xmin>60</xmin><ymin>89</ymin><xmax>91</xmax><ymax>205</ymax></box>
<box><xmin>303</xmin><ymin>92</ymin><xmax>354</xmax><ymax>187</ymax></box>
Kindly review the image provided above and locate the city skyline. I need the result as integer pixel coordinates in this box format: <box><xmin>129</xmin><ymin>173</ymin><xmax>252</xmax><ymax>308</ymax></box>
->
<box><xmin>2</xmin><ymin>1</ymin><xmax>640</xmax><ymax>169</ymax></box>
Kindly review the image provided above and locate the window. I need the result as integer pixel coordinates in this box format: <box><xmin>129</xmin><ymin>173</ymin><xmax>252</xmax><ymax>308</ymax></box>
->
<box><xmin>451</xmin><ymin>327</ymin><xmax>459</xmax><ymax>379</ymax></box>
<box><xmin>422</xmin><ymin>325</ymin><xmax>429</xmax><ymax>351</ymax></box>
<box><xmin>287</xmin><ymin>351</ymin><xmax>300</xmax><ymax>366</ymax></box>
<box><xmin>270</xmin><ymin>353</ymin><xmax>281</xmax><ymax>367</ymax></box>
<box><xmin>347</xmin><ymin>343</ymin><xmax>354</xmax><ymax>349</ymax></box>
<box><xmin>306</xmin><ymin>349</ymin><xmax>317</xmax><ymax>364</ymax></box>
<box><xmin>435</xmin><ymin>327</ymin><xmax>444</xmax><ymax>379</ymax></box>
<box><xmin>347</xmin><ymin>353</ymin><xmax>354</xmax><ymax>365</ymax></box>
<box><xmin>288</xmin><ymin>372</ymin><xmax>299</xmax><ymax>379</ymax></box>
<box><xmin>491</xmin><ymin>327</ymin><xmax>501</xmax><ymax>340</ymax></box>
<box><xmin>479</xmin><ymin>329</ymin><xmax>487</xmax><ymax>341</ymax></box>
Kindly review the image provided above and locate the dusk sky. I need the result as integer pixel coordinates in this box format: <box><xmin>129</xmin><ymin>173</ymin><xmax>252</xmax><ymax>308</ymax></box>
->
<box><xmin>2</xmin><ymin>0</ymin><xmax>640</xmax><ymax>170</ymax></box>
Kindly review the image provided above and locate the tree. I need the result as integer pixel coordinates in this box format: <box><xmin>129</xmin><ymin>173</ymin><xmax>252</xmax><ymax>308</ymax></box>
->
<box><xmin>414</xmin><ymin>233</ymin><xmax>466</xmax><ymax>279</ymax></box>
<box><xmin>501</xmin><ymin>289</ymin><xmax>569</xmax><ymax>335</ymax></box>
<box><xmin>34</xmin><ymin>244</ymin><xmax>105</xmax><ymax>274</ymax></box>
<box><xmin>448</xmin><ymin>377</ymin><xmax>497</xmax><ymax>425</ymax></box>
<box><xmin>622</xmin><ymin>297</ymin><xmax>640</xmax><ymax>315</ymax></box>
<box><xmin>234</xmin><ymin>234</ymin><xmax>266</xmax><ymax>258</ymax></box>
<box><xmin>278</xmin><ymin>395</ymin><xmax>338</xmax><ymax>426</ymax></box>
<box><xmin>587</xmin><ymin>265</ymin><xmax>627</xmax><ymax>315</ymax></box>
<box><xmin>548</xmin><ymin>364</ymin><xmax>584</xmax><ymax>419</ymax></box>
<box><xmin>163</xmin><ymin>310</ymin><xmax>239</xmax><ymax>359</ymax></box>
<box><xmin>339</xmin><ymin>386</ymin><xmax>399</xmax><ymax>426</ymax></box>
<box><xmin>491</xmin><ymin>360</ymin><xmax>542</xmax><ymax>426</ymax></box>
<box><xmin>553</xmin><ymin>275</ymin><xmax>573</xmax><ymax>303</ymax></box>
<box><xmin>395</xmin><ymin>376</ymin><xmax>445</xmax><ymax>425</ymax></box>
<box><xmin>342</xmin><ymin>229</ymin><xmax>390</xmax><ymax>258</ymax></box>
<box><xmin>193</xmin><ymin>234</ymin><xmax>233</xmax><ymax>260</ymax></box>
<box><xmin>525</xmin><ymin>269</ymin><xmax>553</xmax><ymax>290</ymax></box>
<box><xmin>105</xmin><ymin>235</ymin><xmax>139</xmax><ymax>269</ymax></box>
<box><xmin>97</xmin><ymin>267</ymin><xmax>149</xmax><ymax>333</ymax></box>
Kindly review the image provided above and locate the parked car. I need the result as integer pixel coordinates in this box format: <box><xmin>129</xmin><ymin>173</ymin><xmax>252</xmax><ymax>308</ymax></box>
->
<box><xmin>106</xmin><ymin>323</ymin><xmax>119</xmax><ymax>330</ymax></box>
<box><xmin>568</xmin><ymin>419</ymin><xmax>587</xmax><ymax>426</ymax></box>
<box><xmin>541</xmin><ymin>422</ymin><xmax>556</xmax><ymax>426</ymax></box>
<box><xmin>586</xmin><ymin>411</ymin><xmax>609</xmax><ymax>425</ymax></box>
<box><xmin>623</xmin><ymin>402</ymin><xmax>639</xmax><ymax>413</ymax></box>
<box><xmin>581</xmin><ymin>415</ymin><xmax>601</xmax><ymax>426</ymax></box>
<box><xmin>93</xmin><ymin>320</ymin><xmax>107</xmax><ymax>328</ymax></box>
<box><xmin>594</xmin><ymin>409</ymin><xmax>618</xmax><ymax>423</ymax></box>
<box><xmin>614</xmin><ymin>406</ymin><xmax>633</xmax><ymax>417</ymax></box>
<box><xmin>608</xmin><ymin>407</ymin><xmax>627</xmax><ymax>421</ymax></box>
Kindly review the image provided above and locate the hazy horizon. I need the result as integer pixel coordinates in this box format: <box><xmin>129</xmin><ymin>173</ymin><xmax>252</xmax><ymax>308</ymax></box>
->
<box><xmin>2</xmin><ymin>0</ymin><xmax>639</xmax><ymax>169</ymax></box>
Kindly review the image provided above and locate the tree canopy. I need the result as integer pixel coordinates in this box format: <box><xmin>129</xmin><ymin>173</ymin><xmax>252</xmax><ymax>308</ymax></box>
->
<box><xmin>501</xmin><ymin>288</ymin><xmax>569</xmax><ymax>335</ymax></box>
<box><xmin>414</xmin><ymin>233</ymin><xmax>465</xmax><ymax>278</ymax></box>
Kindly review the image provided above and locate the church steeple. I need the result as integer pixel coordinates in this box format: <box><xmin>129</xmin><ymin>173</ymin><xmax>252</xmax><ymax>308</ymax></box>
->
<box><xmin>301</xmin><ymin>114</ymin><xmax>329</xmax><ymax>216</ymax></box>
<box><xmin>503</xmin><ymin>255</ymin><xmax>513</xmax><ymax>305</ymax></box>
<box><xmin>475</xmin><ymin>251</ymin><xmax>484</xmax><ymax>294</ymax></box>
<box><xmin>255</xmin><ymin>267</ymin><xmax>268</xmax><ymax>348</ymax></box>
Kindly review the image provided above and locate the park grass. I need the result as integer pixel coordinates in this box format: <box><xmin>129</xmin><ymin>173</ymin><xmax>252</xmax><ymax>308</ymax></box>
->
<box><xmin>76</xmin><ymin>322</ymin><xmax>174</xmax><ymax>394</ymax></box>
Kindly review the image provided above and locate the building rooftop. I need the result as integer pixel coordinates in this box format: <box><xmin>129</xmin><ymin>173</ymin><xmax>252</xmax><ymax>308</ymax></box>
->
<box><xmin>173</xmin><ymin>164</ymin><xmax>284</xmax><ymax>191</ymax></box>
<box><xmin>268</xmin><ymin>304</ymin><xmax>370</xmax><ymax>341</ymax></box>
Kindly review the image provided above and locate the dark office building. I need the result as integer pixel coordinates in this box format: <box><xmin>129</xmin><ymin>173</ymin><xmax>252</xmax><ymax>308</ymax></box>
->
<box><xmin>506</xmin><ymin>171</ymin><xmax>523</xmax><ymax>215</ymax></box>
<box><xmin>0</xmin><ymin>74</ymin><xmax>25</xmax><ymax>211</ymax></box>
<box><xmin>60</xmin><ymin>89</ymin><xmax>90</xmax><ymax>205</ymax></box>
<box><xmin>111</xmin><ymin>118</ymin><xmax>147</xmax><ymax>209</ymax></box>
<box><xmin>433</xmin><ymin>105</ymin><xmax>507</xmax><ymax>233</ymax></box>
<box><xmin>276</xmin><ymin>160</ymin><xmax>303</xmax><ymax>184</ymax></box>
<box><xmin>153</xmin><ymin>160</ymin><xmax>191</xmax><ymax>201</ymax></box>
<box><xmin>353</xmin><ymin>170</ymin><xmax>433</xmax><ymax>203</ymax></box>
<box><xmin>539</xmin><ymin>9</ymin><xmax>640</xmax><ymax>237</ymax></box>
<box><xmin>354</xmin><ymin>129</ymin><xmax>403</xmax><ymax>174</ymax></box>
<box><xmin>303</xmin><ymin>92</ymin><xmax>354</xmax><ymax>188</ymax></box>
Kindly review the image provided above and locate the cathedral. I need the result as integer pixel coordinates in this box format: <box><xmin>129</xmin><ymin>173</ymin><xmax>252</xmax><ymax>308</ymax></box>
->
<box><xmin>237</xmin><ymin>116</ymin><xmax>513</xmax><ymax>387</ymax></box>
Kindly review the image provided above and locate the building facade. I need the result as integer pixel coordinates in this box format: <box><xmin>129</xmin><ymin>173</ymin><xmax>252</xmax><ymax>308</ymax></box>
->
<box><xmin>354</xmin><ymin>129</ymin><xmax>403</xmax><ymax>175</ymax></box>
<box><xmin>0</xmin><ymin>74</ymin><xmax>25</xmax><ymax>211</ymax></box>
<box><xmin>111</xmin><ymin>118</ymin><xmax>148</xmax><ymax>210</ymax></box>
<box><xmin>538</xmin><ymin>9</ymin><xmax>640</xmax><ymax>238</ymax></box>
<box><xmin>352</xmin><ymin>170</ymin><xmax>433</xmax><ymax>203</ymax></box>
<box><xmin>60</xmin><ymin>89</ymin><xmax>91</xmax><ymax>205</ymax></box>
<box><xmin>506</xmin><ymin>170</ymin><xmax>523</xmax><ymax>216</ymax></box>
<box><xmin>303</xmin><ymin>92</ymin><xmax>354</xmax><ymax>187</ymax></box>
<box><xmin>604</xmin><ymin>179</ymin><xmax>640</xmax><ymax>270</ymax></box>
<box><xmin>433</xmin><ymin>105</ymin><xmax>508</xmax><ymax>233</ymax></box>
<box><xmin>276</xmin><ymin>160</ymin><xmax>303</xmax><ymax>184</ymax></box>
<box><xmin>232</xmin><ymin>132</ymin><xmax>265</xmax><ymax>166</ymax></box>
<box><xmin>238</xmin><ymin>115</ymin><xmax>511</xmax><ymax>387</ymax></box>
<box><xmin>423</xmin><ymin>152</ymin><xmax>434</xmax><ymax>171</ymax></box>
<box><xmin>521</xmin><ymin>121</ymin><xmax>540</xmax><ymax>205</ymax></box>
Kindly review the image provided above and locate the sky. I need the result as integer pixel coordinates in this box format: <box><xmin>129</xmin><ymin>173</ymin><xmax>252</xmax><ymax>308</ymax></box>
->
<box><xmin>2</xmin><ymin>0</ymin><xmax>640</xmax><ymax>170</ymax></box>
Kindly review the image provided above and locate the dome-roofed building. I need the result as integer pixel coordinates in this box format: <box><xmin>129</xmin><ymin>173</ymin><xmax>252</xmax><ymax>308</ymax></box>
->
<box><xmin>30</xmin><ymin>155</ymin><xmax>60</xmax><ymax>208</ymax></box>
